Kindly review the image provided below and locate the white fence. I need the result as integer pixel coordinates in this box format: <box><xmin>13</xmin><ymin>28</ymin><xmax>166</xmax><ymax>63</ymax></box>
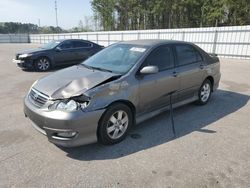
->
<box><xmin>1</xmin><ymin>25</ymin><xmax>250</xmax><ymax>59</ymax></box>
<box><xmin>30</xmin><ymin>25</ymin><xmax>250</xmax><ymax>59</ymax></box>
<box><xmin>0</xmin><ymin>34</ymin><xmax>29</xmax><ymax>43</ymax></box>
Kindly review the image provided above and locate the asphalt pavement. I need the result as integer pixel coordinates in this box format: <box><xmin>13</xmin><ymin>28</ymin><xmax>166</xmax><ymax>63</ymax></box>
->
<box><xmin>0</xmin><ymin>43</ymin><xmax>250</xmax><ymax>188</ymax></box>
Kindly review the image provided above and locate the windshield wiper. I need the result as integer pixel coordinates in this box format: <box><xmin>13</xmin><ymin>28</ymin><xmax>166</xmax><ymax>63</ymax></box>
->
<box><xmin>80</xmin><ymin>64</ymin><xmax>95</xmax><ymax>70</ymax></box>
<box><xmin>91</xmin><ymin>67</ymin><xmax>113</xmax><ymax>73</ymax></box>
<box><xmin>81</xmin><ymin>64</ymin><xmax>114</xmax><ymax>73</ymax></box>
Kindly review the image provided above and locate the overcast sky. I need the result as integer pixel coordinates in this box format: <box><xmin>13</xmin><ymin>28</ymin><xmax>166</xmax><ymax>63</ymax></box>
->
<box><xmin>0</xmin><ymin>0</ymin><xmax>93</xmax><ymax>29</ymax></box>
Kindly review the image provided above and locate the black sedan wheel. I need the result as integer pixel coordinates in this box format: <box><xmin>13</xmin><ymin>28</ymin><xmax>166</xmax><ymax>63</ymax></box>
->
<box><xmin>98</xmin><ymin>103</ymin><xmax>133</xmax><ymax>145</ymax></box>
<box><xmin>35</xmin><ymin>57</ymin><xmax>51</xmax><ymax>71</ymax></box>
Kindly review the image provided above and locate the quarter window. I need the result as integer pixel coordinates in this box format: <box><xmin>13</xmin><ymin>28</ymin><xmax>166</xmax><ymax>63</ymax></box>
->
<box><xmin>175</xmin><ymin>44</ymin><xmax>202</xmax><ymax>66</ymax></box>
<box><xmin>144</xmin><ymin>45</ymin><xmax>174</xmax><ymax>71</ymax></box>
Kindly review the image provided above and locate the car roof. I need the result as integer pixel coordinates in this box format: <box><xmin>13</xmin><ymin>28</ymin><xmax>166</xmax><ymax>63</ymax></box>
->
<box><xmin>54</xmin><ymin>39</ymin><xmax>94</xmax><ymax>43</ymax></box>
<box><xmin>119</xmin><ymin>39</ymin><xmax>192</xmax><ymax>47</ymax></box>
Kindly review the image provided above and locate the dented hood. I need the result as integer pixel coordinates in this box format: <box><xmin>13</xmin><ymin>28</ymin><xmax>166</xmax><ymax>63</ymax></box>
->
<box><xmin>33</xmin><ymin>65</ymin><xmax>118</xmax><ymax>99</ymax></box>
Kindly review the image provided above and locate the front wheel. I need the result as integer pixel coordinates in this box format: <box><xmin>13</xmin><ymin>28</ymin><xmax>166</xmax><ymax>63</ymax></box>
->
<box><xmin>196</xmin><ymin>79</ymin><xmax>212</xmax><ymax>105</ymax></box>
<box><xmin>98</xmin><ymin>103</ymin><xmax>133</xmax><ymax>145</ymax></box>
<box><xmin>35</xmin><ymin>57</ymin><xmax>51</xmax><ymax>71</ymax></box>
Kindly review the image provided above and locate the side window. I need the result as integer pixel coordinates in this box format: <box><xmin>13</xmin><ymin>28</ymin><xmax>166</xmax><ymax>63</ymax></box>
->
<box><xmin>59</xmin><ymin>41</ymin><xmax>73</xmax><ymax>49</ymax></box>
<box><xmin>73</xmin><ymin>41</ymin><xmax>92</xmax><ymax>48</ymax></box>
<box><xmin>175</xmin><ymin>44</ymin><xmax>202</xmax><ymax>66</ymax></box>
<box><xmin>144</xmin><ymin>45</ymin><xmax>174</xmax><ymax>71</ymax></box>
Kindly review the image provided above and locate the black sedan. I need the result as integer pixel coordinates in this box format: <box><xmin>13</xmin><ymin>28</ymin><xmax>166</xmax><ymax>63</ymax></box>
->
<box><xmin>13</xmin><ymin>39</ymin><xmax>104</xmax><ymax>71</ymax></box>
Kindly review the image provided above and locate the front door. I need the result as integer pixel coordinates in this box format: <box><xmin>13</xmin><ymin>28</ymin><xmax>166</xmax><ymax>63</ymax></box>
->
<box><xmin>54</xmin><ymin>40</ymin><xmax>76</xmax><ymax>65</ymax></box>
<box><xmin>137</xmin><ymin>45</ymin><xmax>180</xmax><ymax>114</ymax></box>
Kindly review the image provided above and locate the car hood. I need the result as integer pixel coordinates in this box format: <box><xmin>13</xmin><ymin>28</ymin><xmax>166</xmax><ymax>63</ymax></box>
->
<box><xmin>33</xmin><ymin>65</ymin><xmax>119</xmax><ymax>99</ymax></box>
<box><xmin>17</xmin><ymin>48</ymin><xmax>47</xmax><ymax>55</ymax></box>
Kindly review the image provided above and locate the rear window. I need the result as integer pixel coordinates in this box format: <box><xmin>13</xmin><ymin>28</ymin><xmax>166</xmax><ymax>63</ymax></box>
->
<box><xmin>175</xmin><ymin>44</ymin><xmax>202</xmax><ymax>66</ymax></box>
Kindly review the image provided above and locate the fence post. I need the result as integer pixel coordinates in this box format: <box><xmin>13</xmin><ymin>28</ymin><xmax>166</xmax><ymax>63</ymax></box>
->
<box><xmin>96</xmin><ymin>33</ymin><xmax>99</xmax><ymax>43</ymax></box>
<box><xmin>86</xmin><ymin>33</ymin><xmax>88</xmax><ymax>40</ymax></box>
<box><xmin>108</xmin><ymin>33</ymin><xmax>110</xmax><ymax>45</ymax></box>
<box><xmin>121</xmin><ymin>32</ymin><xmax>124</xmax><ymax>41</ymax></box>
<box><xmin>212</xmin><ymin>30</ymin><xmax>218</xmax><ymax>54</ymax></box>
<box><xmin>9</xmin><ymin>34</ymin><xmax>11</xmax><ymax>43</ymax></box>
<box><xmin>137</xmin><ymin>31</ymin><xmax>140</xmax><ymax>40</ymax></box>
<box><xmin>182</xmin><ymin>31</ymin><xmax>185</xmax><ymax>41</ymax></box>
<box><xmin>158</xmin><ymin>31</ymin><xmax>160</xmax><ymax>39</ymax></box>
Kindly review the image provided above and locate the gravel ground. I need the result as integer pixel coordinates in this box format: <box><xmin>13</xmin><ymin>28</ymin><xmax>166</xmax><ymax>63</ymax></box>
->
<box><xmin>0</xmin><ymin>43</ymin><xmax>250</xmax><ymax>188</ymax></box>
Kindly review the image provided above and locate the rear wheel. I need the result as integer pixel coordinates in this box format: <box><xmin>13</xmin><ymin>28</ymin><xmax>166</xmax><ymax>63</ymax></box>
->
<box><xmin>98</xmin><ymin>103</ymin><xmax>133</xmax><ymax>145</ymax></box>
<box><xmin>196</xmin><ymin>79</ymin><xmax>212</xmax><ymax>105</ymax></box>
<box><xmin>35</xmin><ymin>57</ymin><xmax>51</xmax><ymax>71</ymax></box>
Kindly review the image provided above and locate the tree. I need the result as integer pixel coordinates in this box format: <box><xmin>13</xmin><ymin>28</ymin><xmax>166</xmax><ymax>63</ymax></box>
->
<box><xmin>92</xmin><ymin>0</ymin><xmax>116</xmax><ymax>30</ymax></box>
<box><xmin>91</xmin><ymin>0</ymin><xmax>250</xmax><ymax>31</ymax></box>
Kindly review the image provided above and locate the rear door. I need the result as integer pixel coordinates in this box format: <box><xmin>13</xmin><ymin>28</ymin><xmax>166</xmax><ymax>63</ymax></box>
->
<box><xmin>137</xmin><ymin>45</ymin><xmax>180</xmax><ymax>114</ymax></box>
<box><xmin>174</xmin><ymin>44</ymin><xmax>205</xmax><ymax>101</ymax></box>
<box><xmin>72</xmin><ymin>41</ymin><xmax>94</xmax><ymax>62</ymax></box>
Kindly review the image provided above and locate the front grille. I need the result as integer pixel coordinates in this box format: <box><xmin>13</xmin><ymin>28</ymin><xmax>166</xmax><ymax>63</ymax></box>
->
<box><xmin>29</xmin><ymin>88</ymin><xmax>49</xmax><ymax>107</ymax></box>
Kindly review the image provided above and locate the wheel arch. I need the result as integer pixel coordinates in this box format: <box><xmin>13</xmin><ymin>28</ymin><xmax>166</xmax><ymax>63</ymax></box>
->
<box><xmin>96</xmin><ymin>100</ymin><xmax>136</xmax><ymax>141</ymax></box>
<box><xmin>205</xmin><ymin>76</ymin><xmax>214</xmax><ymax>91</ymax></box>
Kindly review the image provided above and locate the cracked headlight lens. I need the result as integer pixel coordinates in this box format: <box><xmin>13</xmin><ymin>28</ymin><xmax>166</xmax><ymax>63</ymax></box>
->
<box><xmin>57</xmin><ymin>100</ymin><xmax>77</xmax><ymax>111</ymax></box>
<box><xmin>49</xmin><ymin>99</ymin><xmax>89</xmax><ymax>112</ymax></box>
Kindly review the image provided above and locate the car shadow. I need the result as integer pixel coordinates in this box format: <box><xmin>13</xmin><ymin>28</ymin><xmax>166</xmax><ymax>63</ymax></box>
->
<box><xmin>60</xmin><ymin>89</ymin><xmax>249</xmax><ymax>161</ymax></box>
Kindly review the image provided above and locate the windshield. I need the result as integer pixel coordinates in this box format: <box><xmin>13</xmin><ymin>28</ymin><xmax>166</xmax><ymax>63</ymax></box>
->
<box><xmin>41</xmin><ymin>40</ymin><xmax>60</xmax><ymax>49</ymax></box>
<box><xmin>82</xmin><ymin>44</ymin><xmax>148</xmax><ymax>74</ymax></box>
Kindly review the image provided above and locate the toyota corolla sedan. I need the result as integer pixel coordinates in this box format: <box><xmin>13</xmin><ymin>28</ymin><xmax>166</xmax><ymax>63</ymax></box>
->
<box><xmin>24</xmin><ymin>40</ymin><xmax>221</xmax><ymax>147</ymax></box>
<box><xmin>13</xmin><ymin>39</ymin><xmax>103</xmax><ymax>71</ymax></box>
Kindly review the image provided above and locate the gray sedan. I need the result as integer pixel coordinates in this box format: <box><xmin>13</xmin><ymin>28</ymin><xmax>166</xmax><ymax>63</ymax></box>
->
<box><xmin>24</xmin><ymin>40</ymin><xmax>221</xmax><ymax>147</ymax></box>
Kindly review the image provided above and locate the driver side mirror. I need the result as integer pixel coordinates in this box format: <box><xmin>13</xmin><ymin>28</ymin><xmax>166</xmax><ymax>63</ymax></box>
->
<box><xmin>140</xmin><ymin>66</ymin><xmax>159</xmax><ymax>74</ymax></box>
<box><xmin>55</xmin><ymin>46</ymin><xmax>62</xmax><ymax>52</ymax></box>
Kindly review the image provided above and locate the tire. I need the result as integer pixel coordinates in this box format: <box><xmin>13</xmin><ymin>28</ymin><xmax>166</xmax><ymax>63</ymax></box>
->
<box><xmin>34</xmin><ymin>57</ymin><xmax>51</xmax><ymax>71</ymax></box>
<box><xmin>196</xmin><ymin>79</ymin><xmax>212</xmax><ymax>105</ymax></box>
<box><xmin>98</xmin><ymin>103</ymin><xmax>133</xmax><ymax>145</ymax></box>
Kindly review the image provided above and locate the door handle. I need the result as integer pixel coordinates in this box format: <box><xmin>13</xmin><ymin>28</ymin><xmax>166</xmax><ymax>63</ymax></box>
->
<box><xmin>172</xmin><ymin>71</ymin><xmax>178</xmax><ymax>77</ymax></box>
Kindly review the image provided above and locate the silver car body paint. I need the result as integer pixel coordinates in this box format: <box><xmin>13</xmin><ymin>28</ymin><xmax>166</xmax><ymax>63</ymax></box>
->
<box><xmin>24</xmin><ymin>40</ymin><xmax>221</xmax><ymax>147</ymax></box>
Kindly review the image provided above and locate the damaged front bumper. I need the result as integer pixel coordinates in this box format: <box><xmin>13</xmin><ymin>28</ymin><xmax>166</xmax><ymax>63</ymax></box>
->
<box><xmin>24</xmin><ymin>95</ymin><xmax>105</xmax><ymax>147</ymax></box>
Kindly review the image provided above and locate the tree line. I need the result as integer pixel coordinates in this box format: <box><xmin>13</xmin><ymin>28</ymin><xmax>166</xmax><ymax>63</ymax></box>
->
<box><xmin>0</xmin><ymin>21</ymin><xmax>94</xmax><ymax>34</ymax></box>
<box><xmin>91</xmin><ymin>0</ymin><xmax>250</xmax><ymax>31</ymax></box>
<box><xmin>0</xmin><ymin>22</ymin><xmax>67</xmax><ymax>34</ymax></box>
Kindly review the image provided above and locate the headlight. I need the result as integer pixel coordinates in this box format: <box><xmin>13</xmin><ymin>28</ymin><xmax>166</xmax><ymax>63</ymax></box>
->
<box><xmin>49</xmin><ymin>99</ymin><xmax>89</xmax><ymax>112</ymax></box>
<box><xmin>57</xmin><ymin>100</ymin><xmax>78</xmax><ymax>111</ymax></box>
<box><xmin>19</xmin><ymin>53</ymin><xmax>32</xmax><ymax>58</ymax></box>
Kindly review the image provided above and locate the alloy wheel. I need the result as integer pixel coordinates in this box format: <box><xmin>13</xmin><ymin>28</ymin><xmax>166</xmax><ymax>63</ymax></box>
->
<box><xmin>37</xmin><ymin>58</ymin><xmax>50</xmax><ymax>71</ymax></box>
<box><xmin>106</xmin><ymin>110</ymin><xmax>129</xmax><ymax>139</ymax></box>
<box><xmin>200</xmin><ymin>83</ymin><xmax>211</xmax><ymax>102</ymax></box>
